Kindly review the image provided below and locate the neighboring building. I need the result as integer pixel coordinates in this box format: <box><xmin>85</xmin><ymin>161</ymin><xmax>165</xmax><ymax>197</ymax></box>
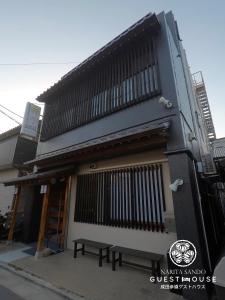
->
<box><xmin>213</xmin><ymin>138</ymin><xmax>225</xmax><ymax>161</ymax></box>
<box><xmin>192</xmin><ymin>71</ymin><xmax>216</xmax><ymax>173</ymax></box>
<box><xmin>3</xmin><ymin>11</ymin><xmax>224</xmax><ymax>300</ymax></box>
<box><xmin>0</xmin><ymin>126</ymin><xmax>37</xmax><ymax>214</ymax></box>
<box><xmin>212</xmin><ymin>138</ymin><xmax>225</xmax><ymax>215</ymax></box>
<box><xmin>192</xmin><ymin>71</ymin><xmax>216</xmax><ymax>142</ymax></box>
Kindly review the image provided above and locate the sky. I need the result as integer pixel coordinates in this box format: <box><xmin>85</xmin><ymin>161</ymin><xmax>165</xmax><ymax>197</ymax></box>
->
<box><xmin>0</xmin><ymin>0</ymin><xmax>224</xmax><ymax>137</ymax></box>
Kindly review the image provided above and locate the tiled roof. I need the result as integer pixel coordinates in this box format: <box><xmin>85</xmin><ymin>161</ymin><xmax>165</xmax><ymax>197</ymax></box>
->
<box><xmin>2</xmin><ymin>165</ymin><xmax>76</xmax><ymax>186</ymax></box>
<box><xmin>0</xmin><ymin>126</ymin><xmax>21</xmax><ymax>142</ymax></box>
<box><xmin>213</xmin><ymin>138</ymin><xmax>225</xmax><ymax>158</ymax></box>
<box><xmin>36</xmin><ymin>13</ymin><xmax>160</xmax><ymax>102</ymax></box>
<box><xmin>25</xmin><ymin>121</ymin><xmax>170</xmax><ymax>166</ymax></box>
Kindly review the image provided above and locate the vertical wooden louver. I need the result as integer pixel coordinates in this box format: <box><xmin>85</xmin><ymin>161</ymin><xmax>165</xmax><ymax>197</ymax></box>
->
<box><xmin>74</xmin><ymin>164</ymin><xmax>165</xmax><ymax>232</ymax></box>
<box><xmin>41</xmin><ymin>36</ymin><xmax>160</xmax><ymax>141</ymax></box>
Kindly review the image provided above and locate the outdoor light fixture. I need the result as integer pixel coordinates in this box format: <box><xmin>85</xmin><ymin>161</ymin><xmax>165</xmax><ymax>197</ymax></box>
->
<box><xmin>90</xmin><ymin>163</ymin><xmax>97</xmax><ymax>169</ymax></box>
<box><xmin>159</xmin><ymin>96</ymin><xmax>173</xmax><ymax>109</ymax></box>
<box><xmin>188</xmin><ymin>132</ymin><xmax>197</xmax><ymax>142</ymax></box>
<box><xmin>33</xmin><ymin>165</ymin><xmax>38</xmax><ymax>173</ymax></box>
<box><xmin>169</xmin><ymin>178</ymin><xmax>184</xmax><ymax>192</ymax></box>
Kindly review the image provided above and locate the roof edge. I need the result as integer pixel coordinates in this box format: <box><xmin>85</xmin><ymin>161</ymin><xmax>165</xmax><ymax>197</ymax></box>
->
<box><xmin>0</xmin><ymin>126</ymin><xmax>21</xmax><ymax>142</ymax></box>
<box><xmin>36</xmin><ymin>13</ymin><xmax>160</xmax><ymax>102</ymax></box>
<box><xmin>24</xmin><ymin>121</ymin><xmax>170</xmax><ymax>167</ymax></box>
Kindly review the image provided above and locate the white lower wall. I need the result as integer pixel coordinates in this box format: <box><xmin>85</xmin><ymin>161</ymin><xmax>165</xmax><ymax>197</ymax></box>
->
<box><xmin>67</xmin><ymin>222</ymin><xmax>176</xmax><ymax>255</ymax></box>
<box><xmin>66</xmin><ymin>150</ymin><xmax>177</xmax><ymax>255</ymax></box>
<box><xmin>0</xmin><ymin>168</ymin><xmax>18</xmax><ymax>214</ymax></box>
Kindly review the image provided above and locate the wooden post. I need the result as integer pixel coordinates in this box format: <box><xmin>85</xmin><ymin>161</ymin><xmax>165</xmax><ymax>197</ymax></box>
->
<box><xmin>7</xmin><ymin>185</ymin><xmax>21</xmax><ymax>243</ymax></box>
<box><xmin>35</xmin><ymin>184</ymin><xmax>50</xmax><ymax>258</ymax></box>
<box><xmin>59</xmin><ymin>176</ymin><xmax>72</xmax><ymax>249</ymax></box>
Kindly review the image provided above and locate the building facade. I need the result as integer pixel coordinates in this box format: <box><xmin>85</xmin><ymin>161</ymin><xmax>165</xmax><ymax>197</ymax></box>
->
<box><xmin>0</xmin><ymin>126</ymin><xmax>37</xmax><ymax>215</ymax></box>
<box><xmin>212</xmin><ymin>138</ymin><xmax>225</xmax><ymax>216</ymax></box>
<box><xmin>3</xmin><ymin>11</ymin><xmax>222</xmax><ymax>300</ymax></box>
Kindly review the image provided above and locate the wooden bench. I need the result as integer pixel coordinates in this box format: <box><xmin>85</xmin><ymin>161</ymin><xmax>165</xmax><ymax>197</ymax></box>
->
<box><xmin>72</xmin><ymin>238</ymin><xmax>112</xmax><ymax>267</ymax></box>
<box><xmin>111</xmin><ymin>246</ymin><xmax>163</xmax><ymax>275</ymax></box>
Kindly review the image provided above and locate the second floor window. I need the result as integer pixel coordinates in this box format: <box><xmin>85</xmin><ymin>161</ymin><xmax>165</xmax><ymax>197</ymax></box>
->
<box><xmin>41</xmin><ymin>36</ymin><xmax>160</xmax><ymax>141</ymax></box>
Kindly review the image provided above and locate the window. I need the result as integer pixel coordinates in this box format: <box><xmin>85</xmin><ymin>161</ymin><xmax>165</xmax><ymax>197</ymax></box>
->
<box><xmin>41</xmin><ymin>37</ymin><xmax>160</xmax><ymax>141</ymax></box>
<box><xmin>74</xmin><ymin>164</ymin><xmax>165</xmax><ymax>232</ymax></box>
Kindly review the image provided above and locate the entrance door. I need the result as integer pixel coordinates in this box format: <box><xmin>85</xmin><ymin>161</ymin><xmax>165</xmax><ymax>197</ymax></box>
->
<box><xmin>23</xmin><ymin>186</ymin><xmax>43</xmax><ymax>243</ymax></box>
<box><xmin>45</xmin><ymin>179</ymin><xmax>67</xmax><ymax>251</ymax></box>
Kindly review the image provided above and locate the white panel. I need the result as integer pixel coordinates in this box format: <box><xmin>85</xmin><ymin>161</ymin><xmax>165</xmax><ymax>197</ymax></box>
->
<box><xmin>0</xmin><ymin>168</ymin><xmax>18</xmax><ymax>214</ymax></box>
<box><xmin>20</xmin><ymin>102</ymin><xmax>41</xmax><ymax>140</ymax></box>
<box><xmin>0</xmin><ymin>136</ymin><xmax>17</xmax><ymax>167</ymax></box>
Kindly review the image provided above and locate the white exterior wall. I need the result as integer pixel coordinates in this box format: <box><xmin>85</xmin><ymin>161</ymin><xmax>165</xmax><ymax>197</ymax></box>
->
<box><xmin>0</xmin><ymin>168</ymin><xmax>18</xmax><ymax>214</ymax></box>
<box><xmin>66</xmin><ymin>149</ymin><xmax>177</xmax><ymax>255</ymax></box>
<box><xmin>0</xmin><ymin>136</ymin><xmax>17</xmax><ymax>168</ymax></box>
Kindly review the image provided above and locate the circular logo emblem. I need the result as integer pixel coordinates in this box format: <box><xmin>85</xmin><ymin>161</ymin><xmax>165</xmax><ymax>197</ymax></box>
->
<box><xmin>169</xmin><ymin>240</ymin><xmax>197</xmax><ymax>267</ymax></box>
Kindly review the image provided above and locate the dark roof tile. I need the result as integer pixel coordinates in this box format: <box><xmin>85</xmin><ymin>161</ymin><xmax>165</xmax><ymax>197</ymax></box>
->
<box><xmin>0</xmin><ymin>126</ymin><xmax>21</xmax><ymax>142</ymax></box>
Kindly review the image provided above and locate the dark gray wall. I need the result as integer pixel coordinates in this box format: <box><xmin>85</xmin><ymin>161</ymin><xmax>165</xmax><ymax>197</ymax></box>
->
<box><xmin>37</xmin><ymin>12</ymin><xmax>187</xmax><ymax>157</ymax></box>
<box><xmin>168</xmin><ymin>151</ymin><xmax>211</xmax><ymax>300</ymax></box>
<box><xmin>165</xmin><ymin>11</ymin><xmax>210</xmax><ymax>160</ymax></box>
<box><xmin>36</xmin><ymin>11</ymin><xmax>209</xmax><ymax>164</ymax></box>
<box><xmin>0</xmin><ymin>134</ymin><xmax>37</xmax><ymax>170</ymax></box>
<box><xmin>13</xmin><ymin>136</ymin><xmax>37</xmax><ymax>167</ymax></box>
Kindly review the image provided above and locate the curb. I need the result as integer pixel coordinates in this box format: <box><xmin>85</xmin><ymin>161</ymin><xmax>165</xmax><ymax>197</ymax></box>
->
<box><xmin>0</xmin><ymin>262</ymin><xmax>85</xmax><ymax>300</ymax></box>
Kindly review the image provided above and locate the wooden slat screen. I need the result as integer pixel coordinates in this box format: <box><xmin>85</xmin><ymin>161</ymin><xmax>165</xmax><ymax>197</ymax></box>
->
<box><xmin>74</xmin><ymin>164</ymin><xmax>165</xmax><ymax>232</ymax></box>
<box><xmin>41</xmin><ymin>36</ymin><xmax>160</xmax><ymax>141</ymax></box>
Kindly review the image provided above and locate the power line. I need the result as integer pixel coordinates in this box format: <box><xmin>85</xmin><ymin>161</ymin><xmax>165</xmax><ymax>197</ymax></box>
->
<box><xmin>0</xmin><ymin>61</ymin><xmax>80</xmax><ymax>66</ymax></box>
<box><xmin>0</xmin><ymin>104</ymin><xmax>23</xmax><ymax>118</ymax></box>
<box><xmin>0</xmin><ymin>102</ymin><xmax>44</xmax><ymax>122</ymax></box>
<box><xmin>0</xmin><ymin>109</ymin><xmax>21</xmax><ymax>125</ymax></box>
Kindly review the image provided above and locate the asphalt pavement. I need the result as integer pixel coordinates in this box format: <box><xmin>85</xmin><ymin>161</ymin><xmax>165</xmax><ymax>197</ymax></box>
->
<box><xmin>0</xmin><ymin>285</ymin><xmax>24</xmax><ymax>300</ymax></box>
<box><xmin>0</xmin><ymin>267</ymin><xmax>68</xmax><ymax>300</ymax></box>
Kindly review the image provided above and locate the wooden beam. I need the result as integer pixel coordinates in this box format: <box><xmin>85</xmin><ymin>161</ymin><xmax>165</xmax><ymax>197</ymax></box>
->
<box><xmin>59</xmin><ymin>176</ymin><xmax>72</xmax><ymax>249</ymax></box>
<box><xmin>7</xmin><ymin>186</ymin><xmax>21</xmax><ymax>242</ymax></box>
<box><xmin>35</xmin><ymin>185</ymin><xmax>50</xmax><ymax>258</ymax></box>
<box><xmin>35</xmin><ymin>133</ymin><xmax>168</xmax><ymax>169</ymax></box>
